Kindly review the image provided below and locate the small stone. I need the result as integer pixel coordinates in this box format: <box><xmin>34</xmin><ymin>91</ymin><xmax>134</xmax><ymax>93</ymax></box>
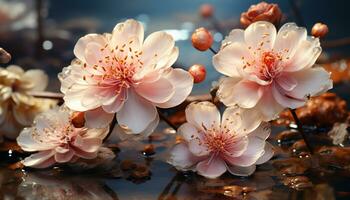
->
<box><xmin>130</xmin><ymin>164</ymin><xmax>150</xmax><ymax>179</ymax></box>
<box><xmin>143</xmin><ymin>144</ymin><xmax>155</xmax><ymax>156</ymax></box>
<box><xmin>120</xmin><ymin>159</ymin><xmax>137</xmax><ymax>171</ymax></box>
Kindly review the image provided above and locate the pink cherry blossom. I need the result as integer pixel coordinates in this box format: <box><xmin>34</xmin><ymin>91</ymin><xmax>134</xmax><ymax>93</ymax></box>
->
<box><xmin>16</xmin><ymin>107</ymin><xmax>109</xmax><ymax>168</ymax></box>
<box><xmin>59</xmin><ymin>19</ymin><xmax>193</xmax><ymax>137</ymax></box>
<box><xmin>213</xmin><ymin>21</ymin><xmax>332</xmax><ymax>122</ymax></box>
<box><xmin>168</xmin><ymin>101</ymin><xmax>273</xmax><ymax>179</ymax></box>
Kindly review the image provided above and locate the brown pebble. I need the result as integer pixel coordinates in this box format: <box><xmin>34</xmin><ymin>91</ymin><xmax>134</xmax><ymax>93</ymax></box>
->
<box><xmin>120</xmin><ymin>160</ymin><xmax>137</xmax><ymax>171</ymax></box>
<box><xmin>276</xmin><ymin>130</ymin><xmax>302</xmax><ymax>144</ymax></box>
<box><xmin>143</xmin><ymin>144</ymin><xmax>155</xmax><ymax>156</ymax></box>
<box><xmin>130</xmin><ymin>164</ymin><xmax>150</xmax><ymax>179</ymax></box>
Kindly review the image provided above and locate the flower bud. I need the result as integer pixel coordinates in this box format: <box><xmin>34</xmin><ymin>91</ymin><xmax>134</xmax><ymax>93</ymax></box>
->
<box><xmin>191</xmin><ymin>27</ymin><xmax>213</xmax><ymax>51</ymax></box>
<box><xmin>71</xmin><ymin>111</ymin><xmax>85</xmax><ymax>128</ymax></box>
<box><xmin>189</xmin><ymin>64</ymin><xmax>206</xmax><ymax>83</ymax></box>
<box><xmin>311</xmin><ymin>23</ymin><xmax>329</xmax><ymax>38</ymax></box>
<box><xmin>0</xmin><ymin>48</ymin><xmax>11</xmax><ymax>64</ymax></box>
<box><xmin>240</xmin><ymin>2</ymin><xmax>282</xmax><ymax>28</ymax></box>
<box><xmin>199</xmin><ymin>4</ymin><xmax>214</xmax><ymax>18</ymax></box>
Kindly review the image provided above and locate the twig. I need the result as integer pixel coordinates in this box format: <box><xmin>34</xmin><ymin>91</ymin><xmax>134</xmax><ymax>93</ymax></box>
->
<box><xmin>209</xmin><ymin>47</ymin><xmax>217</xmax><ymax>54</ymax></box>
<box><xmin>27</xmin><ymin>91</ymin><xmax>64</xmax><ymax>99</ymax></box>
<box><xmin>289</xmin><ymin>108</ymin><xmax>314</xmax><ymax>154</ymax></box>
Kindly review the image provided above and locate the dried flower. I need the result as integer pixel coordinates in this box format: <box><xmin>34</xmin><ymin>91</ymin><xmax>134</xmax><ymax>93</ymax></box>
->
<box><xmin>16</xmin><ymin>107</ymin><xmax>109</xmax><ymax>168</ymax></box>
<box><xmin>188</xmin><ymin>64</ymin><xmax>206</xmax><ymax>83</ymax></box>
<box><xmin>240</xmin><ymin>2</ymin><xmax>282</xmax><ymax>28</ymax></box>
<box><xmin>0</xmin><ymin>65</ymin><xmax>56</xmax><ymax>142</ymax></box>
<box><xmin>59</xmin><ymin>19</ymin><xmax>193</xmax><ymax>138</ymax></box>
<box><xmin>168</xmin><ymin>102</ymin><xmax>273</xmax><ymax>179</ymax></box>
<box><xmin>191</xmin><ymin>27</ymin><xmax>214</xmax><ymax>51</ymax></box>
<box><xmin>214</xmin><ymin>21</ymin><xmax>332</xmax><ymax>122</ymax></box>
<box><xmin>311</xmin><ymin>23</ymin><xmax>329</xmax><ymax>38</ymax></box>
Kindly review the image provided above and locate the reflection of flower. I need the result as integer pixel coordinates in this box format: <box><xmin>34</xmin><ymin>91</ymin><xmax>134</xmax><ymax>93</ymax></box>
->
<box><xmin>168</xmin><ymin>102</ymin><xmax>273</xmax><ymax>179</ymax></box>
<box><xmin>16</xmin><ymin>107</ymin><xmax>109</xmax><ymax>168</ymax></box>
<box><xmin>18</xmin><ymin>172</ymin><xmax>118</xmax><ymax>200</ymax></box>
<box><xmin>59</xmin><ymin>19</ymin><xmax>193</xmax><ymax>138</ymax></box>
<box><xmin>214</xmin><ymin>21</ymin><xmax>332</xmax><ymax>122</ymax></box>
<box><xmin>0</xmin><ymin>65</ymin><xmax>56</xmax><ymax>142</ymax></box>
<box><xmin>240</xmin><ymin>2</ymin><xmax>282</xmax><ymax>28</ymax></box>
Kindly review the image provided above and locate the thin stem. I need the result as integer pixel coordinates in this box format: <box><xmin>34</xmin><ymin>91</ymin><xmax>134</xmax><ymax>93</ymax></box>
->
<box><xmin>289</xmin><ymin>108</ymin><xmax>314</xmax><ymax>154</ymax></box>
<box><xmin>103</xmin><ymin>116</ymin><xmax>117</xmax><ymax>142</ymax></box>
<box><xmin>27</xmin><ymin>91</ymin><xmax>64</xmax><ymax>100</ymax></box>
<box><xmin>158</xmin><ymin>109</ymin><xmax>178</xmax><ymax>130</ymax></box>
<box><xmin>209</xmin><ymin>47</ymin><xmax>217</xmax><ymax>54</ymax></box>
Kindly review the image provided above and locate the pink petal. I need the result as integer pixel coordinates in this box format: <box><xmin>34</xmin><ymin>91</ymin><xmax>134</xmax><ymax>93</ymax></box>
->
<box><xmin>141</xmin><ymin>31</ymin><xmax>175</xmax><ymax>68</ymax></box>
<box><xmin>213</xmin><ymin>42</ymin><xmax>252</xmax><ymax>77</ymax></box>
<box><xmin>228</xmin><ymin>136</ymin><xmax>266</xmax><ymax>167</ymax></box>
<box><xmin>185</xmin><ymin>101</ymin><xmax>220</xmax><ymax>131</ymax></box>
<box><xmin>276</xmin><ymin>73</ymin><xmax>297</xmax><ymax>91</ymax></box>
<box><xmin>255</xmin><ymin>142</ymin><xmax>274</xmax><ymax>165</ymax></box>
<box><xmin>274</xmin><ymin>23</ymin><xmax>307</xmax><ymax>58</ymax></box>
<box><xmin>196</xmin><ymin>155</ymin><xmax>227</xmax><ymax>179</ymax></box>
<box><xmin>155</xmin><ymin>68</ymin><xmax>194</xmax><ymax>108</ymax></box>
<box><xmin>17</xmin><ymin>128</ymin><xmax>54</xmax><ymax>152</ymax></box>
<box><xmin>272</xmin><ymin>83</ymin><xmax>305</xmax><ymax>109</ymax></box>
<box><xmin>221</xmin><ymin>29</ymin><xmax>245</xmax><ymax>48</ymax></box>
<box><xmin>82</xmin><ymin>128</ymin><xmax>109</xmax><ymax>139</ymax></box>
<box><xmin>71</xmin><ymin>145</ymin><xmax>97</xmax><ymax>159</ymax></box>
<box><xmin>135</xmin><ymin>77</ymin><xmax>174</xmax><ymax>104</ymax></box>
<box><xmin>244</xmin><ymin>21</ymin><xmax>276</xmax><ymax>50</ymax></box>
<box><xmin>287</xmin><ymin>67</ymin><xmax>332</xmax><ymax>99</ymax></box>
<box><xmin>221</xmin><ymin>106</ymin><xmax>262</xmax><ymax>135</ymax></box>
<box><xmin>54</xmin><ymin>149</ymin><xmax>74</xmax><ymax>163</ymax></box>
<box><xmin>226</xmin><ymin>164</ymin><xmax>256</xmax><ymax>177</ymax></box>
<box><xmin>223</xmin><ymin>137</ymin><xmax>249</xmax><ymax>158</ymax></box>
<box><xmin>73</xmin><ymin>135</ymin><xmax>102</xmax><ymax>153</ymax></box>
<box><xmin>226</xmin><ymin>80</ymin><xmax>263</xmax><ymax>109</ymax></box>
<box><xmin>22</xmin><ymin>150</ymin><xmax>55</xmax><ymax>168</ymax></box>
<box><xmin>248</xmin><ymin>122</ymin><xmax>271</xmax><ymax>140</ymax></box>
<box><xmin>216</xmin><ymin>77</ymin><xmax>241</xmax><ymax>107</ymax></box>
<box><xmin>84</xmin><ymin>107</ymin><xmax>115</xmax><ymax>129</ymax></box>
<box><xmin>115</xmin><ymin>113</ymin><xmax>159</xmax><ymax>140</ymax></box>
<box><xmin>255</xmin><ymin>87</ymin><xmax>284</xmax><ymax>121</ymax></box>
<box><xmin>117</xmin><ymin>90</ymin><xmax>157</xmax><ymax>134</ymax></box>
<box><xmin>102</xmin><ymin>89</ymin><xmax>126</xmax><ymax>113</ymax></box>
<box><xmin>111</xmin><ymin>19</ymin><xmax>144</xmax><ymax>49</ymax></box>
<box><xmin>284</xmin><ymin>36</ymin><xmax>321</xmax><ymax>72</ymax></box>
<box><xmin>177</xmin><ymin>122</ymin><xmax>200</xmax><ymax>142</ymax></box>
<box><xmin>168</xmin><ymin>143</ymin><xmax>200</xmax><ymax>170</ymax></box>
<box><xmin>74</xmin><ymin>34</ymin><xmax>107</xmax><ymax>63</ymax></box>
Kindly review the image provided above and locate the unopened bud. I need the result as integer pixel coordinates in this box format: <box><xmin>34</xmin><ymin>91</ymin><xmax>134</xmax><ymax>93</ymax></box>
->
<box><xmin>240</xmin><ymin>2</ymin><xmax>282</xmax><ymax>28</ymax></box>
<box><xmin>71</xmin><ymin>112</ymin><xmax>85</xmax><ymax>128</ymax></box>
<box><xmin>191</xmin><ymin>27</ymin><xmax>213</xmax><ymax>51</ymax></box>
<box><xmin>189</xmin><ymin>64</ymin><xmax>206</xmax><ymax>83</ymax></box>
<box><xmin>200</xmin><ymin>4</ymin><xmax>214</xmax><ymax>18</ymax></box>
<box><xmin>311</xmin><ymin>23</ymin><xmax>329</xmax><ymax>38</ymax></box>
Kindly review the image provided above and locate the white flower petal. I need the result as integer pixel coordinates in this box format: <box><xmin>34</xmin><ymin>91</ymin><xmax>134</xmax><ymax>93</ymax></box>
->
<box><xmin>244</xmin><ymin>21</ymin><xmax>276</xmax><ymax>50</ymax></box>
<box><xmin>274</xmin><ymin>23</ymin><xmax>307</xmax><ymax>58</ymax></box>
<box><xmin>287</xmin><ymin>67</ymin><xmax>332</xmax><ymax>99</ymax></box>
<box><xmin>111</xmin><ymin>19</ymin><xmax>144</xmax><ymax>49</ymax></box>
<box><xmin>84</xmin><ymin>107</ymin><xmax>114</xmax><ymax>129</ymax></box>
<box><xmin>117</xmin><ymin>90</ymin><xmax>157</xmax><ymax>134</ymax></box>
<box><xmin>155</xmin><ymin>68</ymin><xmax>193</xmax><ymax>108</ymax></box>
<box><xmin>185</xmin><ymin>101</ymin><xmax>220</xmax><ymax>131</ymax></box>
<box><xmin>74</xmin><ymin>34</ymin><xmax>107</xmax><ymax>63</ymax></box>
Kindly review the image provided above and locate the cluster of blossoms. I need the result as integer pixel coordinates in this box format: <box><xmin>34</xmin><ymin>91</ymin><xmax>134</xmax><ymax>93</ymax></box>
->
<box><xmin>12</xmin><ymin>3</ymin><xmax>332</xmax><ymax>179</ymax></box>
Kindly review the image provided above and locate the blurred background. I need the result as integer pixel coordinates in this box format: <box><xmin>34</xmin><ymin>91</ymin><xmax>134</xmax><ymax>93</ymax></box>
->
<box><xmin>0</xmin><ymin>0</ymin><xmax>349</xmax><ymax>96</ymax></box>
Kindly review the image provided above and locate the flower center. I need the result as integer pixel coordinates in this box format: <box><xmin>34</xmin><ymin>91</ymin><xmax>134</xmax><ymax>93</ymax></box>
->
<box><xmin>259</xmin><ymin>51</ymin><xmax>282</xmax><ymax>81</ymax></box>
<box><xmin>202</xmin><ymin>125</ymin><xmax>236</xmax><ymax>154</ymax></box>
<box><xmin>81</xmin><ymin>40</ymin><xmax>144</xmax><ymax>95</ymax></box>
